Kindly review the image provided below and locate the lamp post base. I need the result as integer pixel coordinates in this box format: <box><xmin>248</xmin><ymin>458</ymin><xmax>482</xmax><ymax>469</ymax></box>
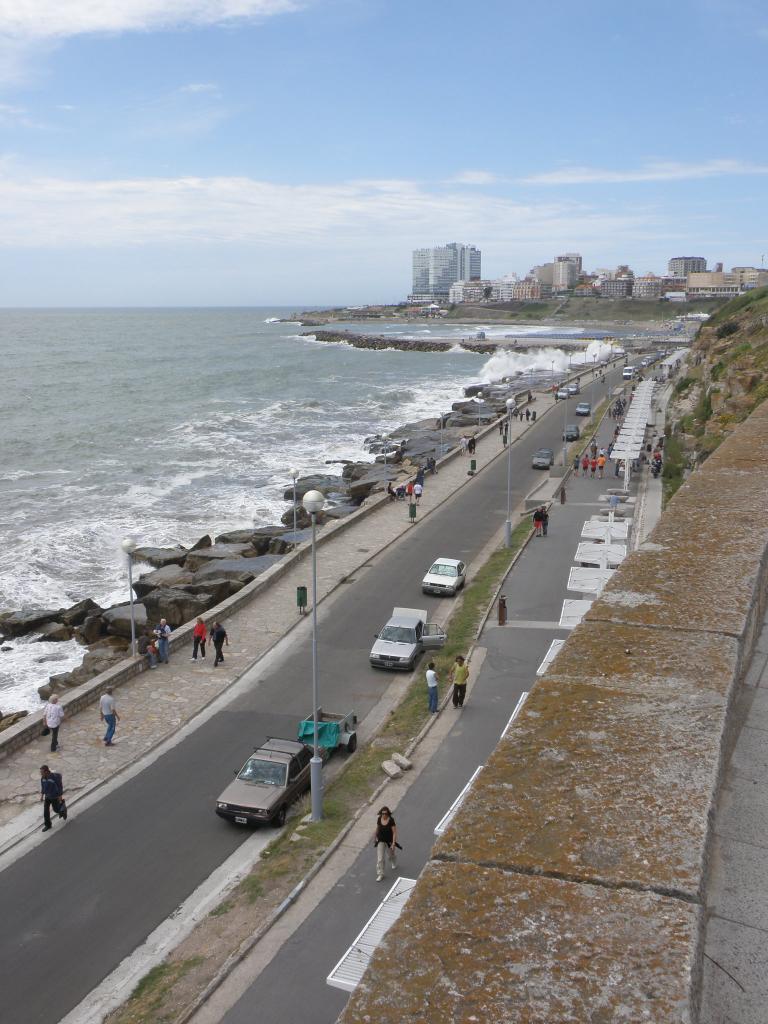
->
<box><xmin>310</xmin><ymin>756</ymin><xmax>324</xmax><ymax>822</ymax></box>
<box><xmin>504</xmin><ymin>518</ymin><xmax>512</xmax><ymax>548</ymax></box>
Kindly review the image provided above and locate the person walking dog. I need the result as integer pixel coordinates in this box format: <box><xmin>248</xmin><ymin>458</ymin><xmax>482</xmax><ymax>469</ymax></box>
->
<box><xmin>373</xmin><ymin>806</ymin><xmax>399</xmax><ymax>882</ymax></box>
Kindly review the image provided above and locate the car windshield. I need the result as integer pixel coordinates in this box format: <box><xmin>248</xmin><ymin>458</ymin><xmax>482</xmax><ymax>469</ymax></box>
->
<box><xmin>428</xmin><ymin>563</ymin><xmax>458</xmax><ymax>577</ymax></box>
<box><xmin>379</xmin><ymin>626</ymin><xmax>417</xmax><ymax>643</ymax></box>
<box><xmin>237</xmin><ymin>758</ymin><xmax>287</xmax><ymax>786</ymax></box>
<box><xmin>535</xmin><ymin>450</ymin><xmax>552</xmax><ymax>457</ymax></box>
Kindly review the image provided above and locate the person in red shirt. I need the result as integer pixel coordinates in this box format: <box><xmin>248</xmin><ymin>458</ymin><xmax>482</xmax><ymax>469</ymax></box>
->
<box><xmin>590</xmin><ymin>457</ymin><xmax>597</xmax><ymax>478</ymax></box>
<box><xmin>192</xmin><ymin>617</ymin><xmax>207</xmax><ymax>662</ymax></box>
<box><xmin>581</xmin><ymin>454</ymin><xmax>589</xmax><ymax>475</ymax></box>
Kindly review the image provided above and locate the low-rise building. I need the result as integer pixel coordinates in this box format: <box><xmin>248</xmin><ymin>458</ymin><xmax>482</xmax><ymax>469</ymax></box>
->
<box><xmin>600</xmin><ymin>277</ymin><xmax>634</xmax><ymax>298</ymax></box>
<box><xmin>686</xmin><ymin>271</ymin><xmax>740</xmax><ymax>297</ymax></box>
<box><xmin>633</xmin><ymin>274</ymin><xmax>664</xmax><ymax>299</ymax></box>
<box><xmin>513</xmin><ymin>278</ymin><xmax>549</xmax><ymax>301</ymax></box>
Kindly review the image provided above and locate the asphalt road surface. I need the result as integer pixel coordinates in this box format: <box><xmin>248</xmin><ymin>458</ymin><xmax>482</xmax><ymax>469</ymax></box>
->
<box><xmin>0</xmin><ymin>367</ymin><xmax>621</xmax><ymax>1024</ymax></box>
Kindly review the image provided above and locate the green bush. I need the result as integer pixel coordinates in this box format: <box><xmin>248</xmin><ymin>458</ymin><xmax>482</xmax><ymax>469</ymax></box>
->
<box><xmin>674</xmin><ymin>376</ymin><xmax>695</xmax><ymax>395</ymax></box>
<box><xmin>716</xmin><ymin>320</ymin><xmax>739</xmax><ymax>339</ymax></box>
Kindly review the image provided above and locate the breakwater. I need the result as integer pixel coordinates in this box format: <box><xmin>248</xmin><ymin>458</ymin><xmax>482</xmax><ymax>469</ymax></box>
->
<box><xmin>305</xmin><ymin>329</ymin><xmax>499</xmax><ymax>354</ymax></box>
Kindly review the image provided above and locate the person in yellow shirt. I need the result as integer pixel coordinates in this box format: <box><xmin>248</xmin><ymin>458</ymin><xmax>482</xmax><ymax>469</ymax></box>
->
<box><xmin>449</xmin><ymin>654</ymin><xmax>469</xmax><ymax>708</ymax></box>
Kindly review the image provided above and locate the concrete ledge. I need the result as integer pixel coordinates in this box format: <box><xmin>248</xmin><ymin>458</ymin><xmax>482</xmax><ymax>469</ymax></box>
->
<box><xmin>341</xmin><ymin>398</ymin><xmax>768</xmax><ymax>1022</ymax></box>
<box><xmin>341</xmin><ymin>862</ymin><xmax>700</xmax><ymax>1023</ymax></box>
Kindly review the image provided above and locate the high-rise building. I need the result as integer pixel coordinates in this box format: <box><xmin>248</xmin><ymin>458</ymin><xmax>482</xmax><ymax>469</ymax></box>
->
<box><xmin>531</xmin><ymin>263</ymin><xmax>554</xmax><ymax>285</ymax></box>
<box><xmin>553</xmin><ymin>253</ymin><xmax>582</xmax><ymax>291</ymax></box>
<box><xmin>668</xmin><ymin>256</ymin><xmax>707</xmax><ymax>277</ymax></box>
<box><xmin>410</xmin><ymin>242</ymin><xmax>481</xmax><ymax>301</ymax></box>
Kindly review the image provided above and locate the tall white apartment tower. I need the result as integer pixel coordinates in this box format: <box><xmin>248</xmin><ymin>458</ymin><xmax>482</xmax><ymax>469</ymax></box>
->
<box><xmin>553</xmin><ymin>252</ymin><xmax>582</xmax><ymax>291</ymax></box>
<box><xmin>411</xmin><ymin>242</ymin><xmax>482</xmax><ymax>301</ymax></box>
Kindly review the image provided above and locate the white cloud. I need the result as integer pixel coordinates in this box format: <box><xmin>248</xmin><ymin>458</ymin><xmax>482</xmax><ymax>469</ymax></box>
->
<box><xmin>0</xmin><ymin>169</ymin><xmax>657</xmax><ymax>251</ymax></box>
<box><xmin>521</xmin><ymin>159</ymin><xmax>768</xmax><ymax>185</ymax></box>
<box><xmin>179</xmin><ymin>82</ymin><xmax>220</xmax><ymax>94</ymax></box>
<box><xmin>446</xmin><ymin>170</ymin><xmax>502</xmax><ymax>186</ymax></box>
<box><xmin>0</xmin><ymin>1</ymin><xmax>301</xmax><ymax>40</ymax></box>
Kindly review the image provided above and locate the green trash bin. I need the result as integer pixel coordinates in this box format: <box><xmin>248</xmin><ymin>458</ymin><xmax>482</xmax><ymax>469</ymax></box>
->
<box><xmin>469</xmin><ymin>458</ymin><xmax>477</xmax><ymax>476</ymax></box>
<box><xmin>296</xmin><ymin>585</ymin><xmax>308</xmax><ymax>614</ymax></box>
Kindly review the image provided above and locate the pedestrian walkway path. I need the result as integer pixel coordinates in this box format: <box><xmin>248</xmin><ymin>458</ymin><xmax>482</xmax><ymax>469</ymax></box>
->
<box><xmin>700</xmin><ymin>605</ymin><xmax>768</xmax><ymax>1024</ymax></box>
<box><xmin>0</xmin><ymin>389</ymin><xmax>563</xmax><ymax>842</ymax></box>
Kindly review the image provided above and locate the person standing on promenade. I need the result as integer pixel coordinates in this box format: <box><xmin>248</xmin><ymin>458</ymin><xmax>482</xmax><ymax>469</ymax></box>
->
<box><xmin>573</xmin><ymin>454</ymin><xmax>580</xmax><ymax>476</ymax></box>
<box><xmin>531</xmin><ymin>409</ymin><xmax>536</xmax><ymax>422</ymax></box>
<box><xmin>43</xmin><ymin>694</ymin><xmax>65</xmax><ymax>753</ymax></box>
<box><xmin>192</xmin><ymin>617</ymin><xmax>207</xmax><ymax>661</ymax></box>
<box><xmin>502</xmin><ymin>421</ymin><xmax>508</xmax><ymax>447</ymax></box>
<box><xmin>211</xmin><ymin>621</ymin><xmax>229</xmax><ymax>667</ymax></box>
<box><xmin>597</xmin><ymin>453</ymin><xmax>606</xmax><ymax>478</ymax></box>
<box><xmin>542</xmin><ymin>506</ymin><xmax>549</xmax><ymax>536</ymax></box>
<box><xmin>449</xmin><ymin>655</ymin><xmax>469</xmax><ymax>708</ymax></box>
<box><xmin>154</xmin><ymin>618</ymin><xmax>171</xmax><ymax>663</ymax></box>
<box><xmin>581</xmin><ymin>453</ymin><xmax>589</xmax><ymax>475</ymax></box>
<box><xmin>100</xmin><ymin>687</ymin><xmax>119</xmax><ymax>746</ymax></box>
<box><xmin>373</xmin><ymin>806</ymin><xmax>398</xmax><ymax>882</ymax></box>
<box><xmin>413</xmin><ymin>481</ymin><xmax>423</xmax><ymax>504</ymax></box>
<box><xmin>590</xmin><ymin>456</ymin><xmax>597</xmax><ymax>478</ymax></box>
<box><xmin>40</xmin><ymin>765</ymin><xmax>67</xmax><ymax>832</ymax></box>
<box><xmin>525</xmin><ymin>408</ymin><xmax>530</xmax><ymax>422</ymax></box>
<box><xmin>468</xmin><ymin>435</ymin><xmax>476</xmax><ymax>455</ymax></box>
<box><xmin>533</xmin><ymin>507</ymin><xmax>543</xmax><ymax>537</ymax></box>
<box><xmin>426</xmin><ymin>661</ymin><xmax>439</xmax><ymax>713</ymax></box>
<box><xmin>460</xmin><ymin>435</ymin><xmax>468</xmax><ymax>456</ymax></box>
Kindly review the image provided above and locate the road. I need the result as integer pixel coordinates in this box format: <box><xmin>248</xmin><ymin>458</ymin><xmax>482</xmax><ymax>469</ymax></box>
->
<box><xmin>0</xmin><ymin>368</ymin><xmax>620</xmax><ymax>1024</ymax></box>
<box><xmin>216</xmin><ymin>391</ymin><xmax>630</xmax><ymax>1024</ymax></box>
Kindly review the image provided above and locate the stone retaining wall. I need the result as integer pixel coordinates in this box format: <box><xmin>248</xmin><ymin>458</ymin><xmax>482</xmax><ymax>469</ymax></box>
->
<box><xmin>339</xmin><ymin>399</ymin><xmax>768</xmax><ymax>1022</ymax></box>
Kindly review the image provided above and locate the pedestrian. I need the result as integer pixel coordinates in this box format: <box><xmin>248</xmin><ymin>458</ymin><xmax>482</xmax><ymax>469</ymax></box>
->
<box><xmin>590</xmin><ymin>441</ymin><xmax>598</xmax><ymax>458</ymax></box>
<box><xmin>145</xmin><ymin>639</ymin><xmax>159</xmax><ymax>668</ymax></box>
<box><xmin>527</xmin><ymin>390</ymin><xmax>532</xmax><ymax>402</ymax></box>
<box><xmin>192</xmin><ymin>617</ymin><xmax>207</xmax><ymax>661</ymax></box>
<box><xmin>525</xmin><ymin>408</ymin><xmax>531</xmax><ymax>422</ymax></box>
<box><xmin>502</xmin><ymin>423</ymin><xmax>508</xmax><ymax>446</ymax></box>
<box><xmin>373</xmin><ymin>806</ymin><xmax>398</xmax><ymax>882</ymax></box>
<box><xmin>426</xmin><ymin>661</ymin><xmax>439</xmax><ymax>713</ymax></box>
<box><xmin>43</xmin><ymin>693</ymin><xmax>65</xmax><ymax>753</ymax></box>
<box><xmin>153</xmin><ymin>618</ymin><xmax>171</xmax><ymax>663</ymax></box>
<box><xmin>572</xmin><ymin>455</ymin><xmax>580</xmax><ymax>475</ymax></box>
<box><xmin>39</xmin><ymin>764</ymin><xmax>67</xmax><ymax>832</ymax></box>
<box><xmin>532</xmin><ymin>507</ymin><xmax>543</xmax><ymax>536</ymax></box>
<box><xmin>498</xmin><ymin>419</ymin><xmax>504</xmax><ymax>436</ymax></box>
<box><xmin>597</xmin><ymin>454</ymin><xmax>606</xmax><ymax>478</ymax></box>
<box><xmin>386</xmin><ymin>481</ymin><xmax>396</xmax><ymax>502</ymax></box>
<box><xmin>541</xmin><ymin>506</ymin><xmax>549</xmax><ymax>536</ymax></box>
<box><xmin>460</xmin><ymin>435</ymin><xmax>469</xmax><ymax>456</ymax></box>
<box><xmin>100</xmin><ymin>686</ymin><xmax>119</xmax><ymax>746</ymax></box>
<box><xmin>468</xmin><ymin>436</ymin><xmax>476</xmax><ymax>455</ymax></box>
<box><xmin>590</xmin><ymin>457</ymin><xmax>597</xmax><ymax>478</ymax></box>
<box><xmin>413</xmin><ymin>481</ymin><xmax>423</xmax><ymax>503</ymax></box>
<box><xmin>405</xmin><ymin>480</ymin><xmax>414</xmax><ymax>501</ymax></box>
<box><xmin>615</xmin><ymin>459</ymin><xmax>622</xmax><ymax>478</ymax></box>
<box><xmin>581</xmin><ymin>454</ymin><xmax>589</xmax><ymax>475</ymax></box>
<box><xmin>211</xmin><ymin>621</ymin><xmax>229</xmax><ymax>667</ymax></box>
<box><xmin>449</xmin><ymin>655</ymin><xmax>469</xmax><ymax>708</ymax></box>
<box><xmin>415</xmin><ymin>469</ymin><xmax>425</xmax><ymax>488</ymax></box>
<box><xmin>609</xmin><ymin>493</ymin><xmax>621</xmax><ymax>510</ymax></box>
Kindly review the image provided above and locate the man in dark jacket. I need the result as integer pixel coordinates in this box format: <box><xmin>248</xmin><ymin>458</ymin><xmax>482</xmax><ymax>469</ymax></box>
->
<box><xmin>40</xmin><ymin>764</ymin><xmax>67</xmax><ymax>832</ymax></box>
<box><xmin>210</xmin><ymin>621</ymin><xmax>229</xmax><ymax>667</ymax></box>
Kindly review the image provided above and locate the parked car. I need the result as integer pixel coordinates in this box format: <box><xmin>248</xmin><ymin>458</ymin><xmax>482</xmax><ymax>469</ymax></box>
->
<box><xmin>216</xmin><ymin>738</ymin><xmax>312</xmax><ymax>828</ymax></box>
<box><xmin>532</xmin><ymin>447</ymin><xmax>555</xmax><ymax>468</ymax></box>
<box><xmin>556</xmin><ymin>387</ymin><xmax>570</xmax><ymax>400</ymax></box>
<box><xmin>622</xmin><ymin>366</ymin><xmax>636</xmax><ymax>379</ymax></box>
<box><xmin>575</xmin><ymin>402</ymin><xmax>592</xmax><ymax>416</ymax></box>
<box><xmin>369</xmin><ymin>607</ymin><xmax>446</xmax><ymax>671</ymax></box>
<box><xmin>563</xmin><ymin>424</ymin><xmax>580</xmax><ymax>441</ymax></box>
<box><xmin>567</xmin><ymin>382</ymin><xmax>580</xmax><ymax>395</ymax></box>
<box><xmin>422</xmin><ymin>557</ymin><xmax>466</xmax><ymax>597</ymax></box>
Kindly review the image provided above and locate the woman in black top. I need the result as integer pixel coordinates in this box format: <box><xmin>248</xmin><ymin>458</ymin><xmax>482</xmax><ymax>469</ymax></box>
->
<box><xmin>373</xmin><ymin>807</ymin><xmax>398</xmax><ymax>882</ymax></box>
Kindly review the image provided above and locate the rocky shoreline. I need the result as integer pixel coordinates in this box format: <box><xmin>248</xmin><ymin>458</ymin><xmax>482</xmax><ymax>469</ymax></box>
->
<box><xmin>0</xmin><ymin>370</ymin><xmax>539</xmax><ymax>719</ymax></box>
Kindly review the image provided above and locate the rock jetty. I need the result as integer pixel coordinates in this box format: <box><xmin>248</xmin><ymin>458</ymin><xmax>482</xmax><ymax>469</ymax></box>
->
<box><xmin>305</xmin><ymin>329</ymin><xmax>498</xmax><ymax>355</ymax></box>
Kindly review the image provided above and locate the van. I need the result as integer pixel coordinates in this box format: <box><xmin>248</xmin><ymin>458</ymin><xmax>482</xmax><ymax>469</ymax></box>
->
<box><xmin>622</xmin><ymin>366</ymin><xmax>636</xmax><ymax>380</ymax></box>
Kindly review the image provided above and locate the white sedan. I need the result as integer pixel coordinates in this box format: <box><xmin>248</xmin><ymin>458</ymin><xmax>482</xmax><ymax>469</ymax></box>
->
<box><xmin>422</xmin><ymin>557</ymin><xmax>466</xmax><ymax>597</ymax></box>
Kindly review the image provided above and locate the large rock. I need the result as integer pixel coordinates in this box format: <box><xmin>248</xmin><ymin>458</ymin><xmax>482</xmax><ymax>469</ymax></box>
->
<box><xmin>60</xmin><ymin>597</ymin><xmax>103</xmax><ymax>627</ymax></box>
<box><xmin>33</xmin><ymin>621</ymin><xmax>73</xmax><ymax>642</ymax></box>
<box><xmin>0</xmin><ymin>609</ymin><xmax>64</xmax><ymax>638</ymax></box>
<box><xmin>141</xmin><ymin>588</ymin><xmax>216</xmax><ymax>627</ymax></box>
<box><xmin>194</xmin><ymin>555</ymin><xmax>283</xmax><ymax>582</ymax></box>
<box><xmin>347</xmin><ymin>480</ymin><xmax>376</xmax><ymax>501</ymax></box>
<box><xmin>189</xmin><ymin>534</ymin><xmax>212</xmax><ymax>551</ymax></box>
<box><xmin>267</xmin><ymin>536</ymin><xmax>295</xmax><ymax>555</ymax></box>
<box><xmin>131</xmin><ymin>545</ymin><xmax>188</xmax><ymax>568</ymax></box>
<box><xmin>176</xmin><ymin>578</ymin><xmax>246</xmax><ymax>604</ymax></box>
<box><xmin>215</xmin><ymin>526</ymin><xmax>291</xmax><ymax>555</ymax></box>
<box><xmin>281</xmin><ymin>475</ymin><xmax>346</xmax><ymax>501</ymax></box>
<box><xmin>325</xmin><ymin>504</ymin><xmax>359</xmax><ymax>520</ymax></box>
<box><xmin>183</xmin><ymin>543</ymin><xmax>257</xmax><ymax>572</ymax></box>
<box><xmin>133</xmin><ymin>565</ymin><xmax>194</xmax><ymax>599</ymax></box>
<box><xmin>102</xmin><ymin>603</ymin><xmax>147</xmax><ymax>638</ymax></box>
<box><xmin>42</xmin><ymin>641</ymin><xmax>129</xmax><ymax>699</ymax></box>
<box><xmin>0</xmin><ymin>709</ymin><xmax>29</xmax><ymax>732</ymax></box>
<box><xmin>214</xmin><ymin>529</ymin><xmax>262</xmax><ymax>545</ymax></box>
<box><xmin>74</xmin><ymin>613</ymin><xmax>108</xmax><ymax>645</ymax></box>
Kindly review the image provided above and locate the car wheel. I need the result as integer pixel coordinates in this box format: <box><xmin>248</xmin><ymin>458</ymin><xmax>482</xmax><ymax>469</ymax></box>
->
<box><xmin>273</xmin><ymin>805</ymin><xmax>287</xmax><ymax>828</ymax></box>
<box><xmin>347</xmin><ymin>734</ymin><xmax>357</xmax><ymax>754</ymax></box>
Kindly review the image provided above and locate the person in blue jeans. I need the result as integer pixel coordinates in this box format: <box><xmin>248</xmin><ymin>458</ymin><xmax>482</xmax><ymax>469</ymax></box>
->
<box><xmin>99</xmin><ymin>687</ymin><xmax>120</xmax><ymax>746</ymax></box>
<box><xmin>153</xmin><ymin>619</ymin><xmax>171</xmax><ymax>663</ymax></box>
<box><xmin>426</xmin><ymin>662</ymin><xmax>439</xmax><ymax>714</ymax></box>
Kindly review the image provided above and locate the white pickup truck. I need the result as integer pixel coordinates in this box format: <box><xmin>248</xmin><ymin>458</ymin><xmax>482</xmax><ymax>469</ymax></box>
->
<box><xmin>369</xmin><ymin>607</ymin><xmax>446</xmax><ymax>672</ymax></box>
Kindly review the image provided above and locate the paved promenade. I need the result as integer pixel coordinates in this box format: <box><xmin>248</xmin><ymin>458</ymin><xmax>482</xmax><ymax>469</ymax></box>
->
<box><xmin>0</xmin><ymin>389</ymin><xmax>565</xmax><ymax>843</ymax></box>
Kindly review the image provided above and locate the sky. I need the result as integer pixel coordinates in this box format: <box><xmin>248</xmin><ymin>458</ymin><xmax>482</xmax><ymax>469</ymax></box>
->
<box><xmin>0</xmin><ymin>0</ymin><xmax>766</xmax><ymax>306</ymax></box>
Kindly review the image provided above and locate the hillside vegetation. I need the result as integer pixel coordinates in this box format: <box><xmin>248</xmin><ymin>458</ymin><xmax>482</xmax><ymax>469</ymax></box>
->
<box><xmin>665</xmin><ymin>287</ymin><xmax>768</xmax><ymax>498</ymax></box>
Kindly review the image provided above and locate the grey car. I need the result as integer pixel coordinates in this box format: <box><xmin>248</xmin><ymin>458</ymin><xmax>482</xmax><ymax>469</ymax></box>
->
<box><xmin>369</xmin><ymin>607</ymin><xmax>446</xmax><ymax>671</ymax></box>
<box><xmin>531</xmin><ymin>447</ymin><xmax>554</xmax><ymax>469</ymax></box>
<box><xmin>216</xmin><ymin>738</ymin><xmax>312</xmax><ymax>827</ymax></box>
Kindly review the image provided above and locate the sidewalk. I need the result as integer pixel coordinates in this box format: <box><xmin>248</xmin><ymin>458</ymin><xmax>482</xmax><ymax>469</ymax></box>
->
<box><xmin>699</xmin><ymin>604</ymin><xmax>768</xmax><ymax>1024</ymax></box>
<box><xmin>0</xmin><ymin>389</ymin><xmax>561</xmax><ymax>842</ymax></box>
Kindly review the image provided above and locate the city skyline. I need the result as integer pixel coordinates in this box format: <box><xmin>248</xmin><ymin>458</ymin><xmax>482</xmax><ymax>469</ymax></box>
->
<box><xmin>0</xmin><ymin>0</ymin><xmax>766</xmax><ymax>306</ymax></box>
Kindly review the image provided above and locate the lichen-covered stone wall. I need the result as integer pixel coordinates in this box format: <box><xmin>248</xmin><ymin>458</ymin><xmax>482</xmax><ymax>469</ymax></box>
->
<box><xmin>340</xmin><ymin>399</ymin><xmax>768</xmax><ymax>1024</ymax></box>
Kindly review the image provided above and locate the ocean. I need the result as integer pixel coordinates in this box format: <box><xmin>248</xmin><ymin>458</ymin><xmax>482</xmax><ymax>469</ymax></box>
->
<box><xmin>1</xmin><ymin>308</ymin><xmax>613</xmax><ymax>710</ymax></box>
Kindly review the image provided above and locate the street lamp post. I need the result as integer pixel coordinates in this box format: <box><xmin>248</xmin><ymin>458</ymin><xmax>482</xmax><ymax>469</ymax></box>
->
<box><xmin>477</xmin><ymin>391</ymin><xmax>483</xmax><ymax>429</ymax></box>
<box><xmin>563</xmin><ymin>383</ymin><xmax>569</xmax><ymax>467</ymax></box>
<box><xmin>504</xmin><ymin>398</ymin><xmax>515</xmax><ymax>547</ymax></box>
<box><xmin>121</xmin><ymin>536</ymin><xmax>138</xmax><ymax>657</ymax></box>
<box><xmin>303</xmin><ymin>489</ymin><xmax>326</xmax><ymax>822</ymax></box>
<box><xmin>551</xmin><ymin>360</ymin><xmax>555</xmax><ymax>398</ymax></box>
<box><xmin>289</xmin><ymin>467</ymin><xmax>299</xmax><ymax>535</ymax></box>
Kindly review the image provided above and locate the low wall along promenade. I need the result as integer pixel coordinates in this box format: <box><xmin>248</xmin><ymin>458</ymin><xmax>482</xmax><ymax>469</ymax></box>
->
<box><xmin>339</xmin><ymin>401</ymin><xmax>768</xmax><ymax>1020</ymax></box>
